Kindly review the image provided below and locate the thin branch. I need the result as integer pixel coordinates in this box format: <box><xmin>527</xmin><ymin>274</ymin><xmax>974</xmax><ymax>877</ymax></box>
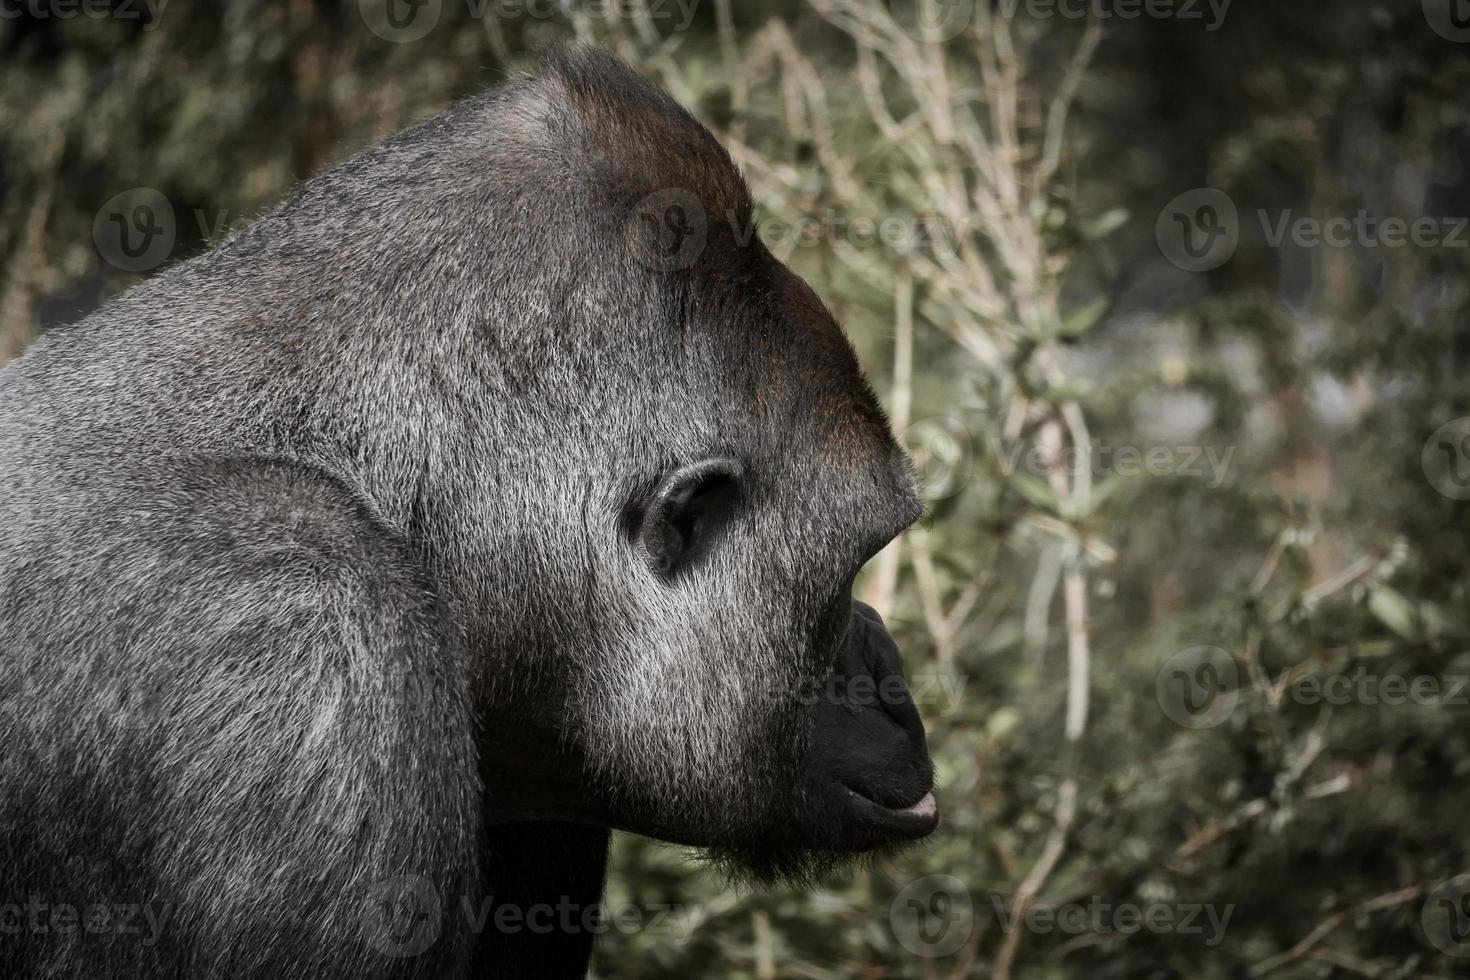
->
<box><xmin>1249</xmin><ymin>883</ymin><xmax>1433</xmax><ymax>977</ymax></box>
<box><xmin>1023</xmin><ymin>543</ymin><xmax>1062</xmax><ymax>666</ymax></box>
<box><xmin>1033</xmin><ymin>21</ymin><xmax>1104</xmax><ymax>205</ymax></box>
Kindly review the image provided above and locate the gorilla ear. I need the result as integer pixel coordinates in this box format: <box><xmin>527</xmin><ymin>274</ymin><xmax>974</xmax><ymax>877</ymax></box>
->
<box><xmin>636</xmin><ymin>458</ymin><xmax>744</xmax><ymax>576</ymax></box>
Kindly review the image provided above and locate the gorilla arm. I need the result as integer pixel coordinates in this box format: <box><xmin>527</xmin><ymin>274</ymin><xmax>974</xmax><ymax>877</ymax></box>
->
<box><xmin>2</xmin><ymin>458</ymin><xmax>482</xmax><ymax>978</ymax></box>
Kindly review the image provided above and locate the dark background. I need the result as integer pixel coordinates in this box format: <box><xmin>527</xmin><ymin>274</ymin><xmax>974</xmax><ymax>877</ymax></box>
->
<box><xmin>4</xmin><ymin>1</ymin><xmax>1470</xmax><ymax>976</ymax></box>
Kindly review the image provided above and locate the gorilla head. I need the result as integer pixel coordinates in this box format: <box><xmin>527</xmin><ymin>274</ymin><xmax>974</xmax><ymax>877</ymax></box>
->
<box><xmin>0</xmin><ymin>45</ymin><xmax>936</xmax><ymax>978</ymax></box>
<box><xmin>246</xmin><ymin>48</ymin><xmax>937</xmax><ymax>866</ymax></box>
<box><xmin>415</xmin><ymin>49</ymin><xmax>941</xmax><ymax>874</ymax></box>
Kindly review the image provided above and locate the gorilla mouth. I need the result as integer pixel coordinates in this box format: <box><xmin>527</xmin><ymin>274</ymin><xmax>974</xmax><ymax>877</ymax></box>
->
<box><xmin>795</xmin><ymin>600</ymin><xmax>940</xmax><ymax>850</ymax></box>
<box><xmin>843</xmin><ymin>784</ymin><xmax>940</xmax><ymax>840</ymax></box>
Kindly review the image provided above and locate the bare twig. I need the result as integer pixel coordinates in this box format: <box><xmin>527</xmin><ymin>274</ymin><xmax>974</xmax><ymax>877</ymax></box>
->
<box><xmin>1249</xmin><ymin>882</ymin><xmax>1433</xmax><ymax>977</ymax></box>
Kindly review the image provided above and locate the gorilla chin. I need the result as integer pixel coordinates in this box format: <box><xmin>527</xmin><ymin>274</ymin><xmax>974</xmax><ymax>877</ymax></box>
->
<box><xmin>628</xmin><ymin>599</ymin><xmax>939</xmax><ymax>884</ymax></box>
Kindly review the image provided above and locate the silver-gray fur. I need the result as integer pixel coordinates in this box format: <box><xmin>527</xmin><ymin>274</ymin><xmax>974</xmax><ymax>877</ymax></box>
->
<box><xmin>0</xmin><ymin>47</ymin><xmax>933</xmax><ymax>979</ymax></box>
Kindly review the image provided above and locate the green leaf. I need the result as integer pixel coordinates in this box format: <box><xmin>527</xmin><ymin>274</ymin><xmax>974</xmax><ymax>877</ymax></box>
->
<box><xmin>934</xmin><ymin>551</ymin><xmax>973</xmax><ymax>583</ymax></box>
<box><xmin>1368</xmin><ymin>586</ymin><xmax>1419</xmax><ymax>640</ymax></box>
<box><xmin>1083</xmin><ymin>207</ymin><xmax>1131</xmax><ymax>240</ymax></box>
<box><xmin>1009</xmin><ymin>473</ymin><xmax>1061</xmax><ymax>513</ymax></box>
<box><xmin>1416</xmin><ymin>599</ymin><xmax>1467</xmax><ymax>639</ymax></box>
<box><xmin>1086</xmin><ymin>475</ymin><xmax>1126</xmax><ymax>515</ymax></box>
<box><xmin>1057</xmin><ymin>296</ymin><xmax>1110</xmax><ymax>338</ymax></box>
<box><xmin>925</xmin><ymin>488</ymin><xmax>966</xmax><ymax>524</ymax></box>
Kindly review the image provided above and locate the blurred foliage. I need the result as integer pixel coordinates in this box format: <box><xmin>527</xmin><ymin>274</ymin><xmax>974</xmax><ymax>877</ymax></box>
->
<box><xmin>5</xmin><ymin>1</ymin><xmax>1470</xmax><ymax>977</ymax></box>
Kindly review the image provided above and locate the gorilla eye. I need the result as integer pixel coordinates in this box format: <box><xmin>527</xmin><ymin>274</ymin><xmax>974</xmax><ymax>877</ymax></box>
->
<box><xmin>633</xmin><ymin>458</ymin><xmax>744</xmax><ymax>577</ymax></box>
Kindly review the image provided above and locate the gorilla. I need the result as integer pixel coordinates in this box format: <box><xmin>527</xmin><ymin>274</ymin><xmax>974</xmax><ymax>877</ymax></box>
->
<box><xmin>0</xmin><ymin>47</ymin><xmax>936</xmax><ymax>978</ymax></box>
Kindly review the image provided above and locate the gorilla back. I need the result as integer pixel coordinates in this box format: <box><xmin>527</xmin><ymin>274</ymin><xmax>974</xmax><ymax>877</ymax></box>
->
<box><xmin>0</xmin><ymin>48</ymin><xmax>937</xmax><ymax>978</ymax></box>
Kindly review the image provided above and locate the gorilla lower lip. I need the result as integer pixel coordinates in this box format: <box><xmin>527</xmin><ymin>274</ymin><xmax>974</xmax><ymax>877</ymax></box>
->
<box><xmin>895</xmin><ymin>790</ymin><xmax>937</xmax><ymax>821</ymax></box>
<box><xmin>844</xmin><ymin>785</ymin><xmax>940</xmax><ymax>839</ymax></box>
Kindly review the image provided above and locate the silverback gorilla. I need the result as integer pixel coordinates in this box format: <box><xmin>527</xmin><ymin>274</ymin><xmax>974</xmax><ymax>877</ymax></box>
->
<box><xmin>0</xmin><ymin>48</ymin><xmax>936</xmax><ymax>978</ymax></box>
